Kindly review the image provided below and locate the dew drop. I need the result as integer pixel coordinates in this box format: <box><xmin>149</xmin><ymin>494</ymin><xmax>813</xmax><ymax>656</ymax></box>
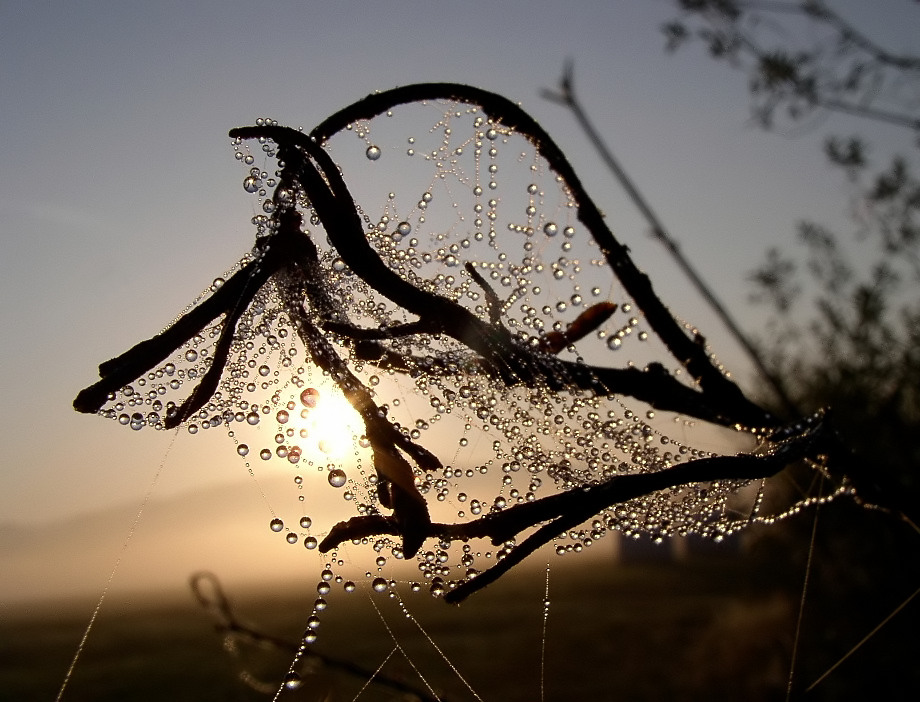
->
<box><xmin>543</xmin><ymin>222</ymin><xmax>559</xmax><ymax>237</ymax></box>
<box><xmin>269</xmin><ymin>518</ymin><xmax>284</xmax><ymax>532</ymax></box>
<box><xmin>372</xmin><ymin>577</ymin><xmax>389</xmax><ymax>593</ymax></box>
<box><xmin>283</xmin><ymin>673</ymin><xmax>302</xmax><ymax>690</ymax></box>
<box><xmin>243</xmin><ymin>176</ymin><xmax>261</xmax><ymax>193</ymax></box>
<box><xmin>366</xmin><ymin>145</ymin><xmax>381</xmax><ymax>160</ymax></box>
<box><xmin>299</xmin><ymin>515</ymin><xmax>312</xmax><ymax>529</ymax></box>
<box><xmin>237</xmin><ymin>444</ymin><xmax>249</xmax><ymax>457</ymax></box>
<box><xmin>327</xmin><ymin>469</ymin><xmax>347</xmax><ymax>488</ymax></box>
<box><xmin>300</xmin><ymin>388</ymin><xmax>319</xmax><ymax>407</ymax></box>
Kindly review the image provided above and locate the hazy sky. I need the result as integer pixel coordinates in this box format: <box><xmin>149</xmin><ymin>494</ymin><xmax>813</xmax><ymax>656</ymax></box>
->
<box><xmin>1</xmin><ymin>0</ymin><xmax>916</xmax><ymax>538</ymax></box>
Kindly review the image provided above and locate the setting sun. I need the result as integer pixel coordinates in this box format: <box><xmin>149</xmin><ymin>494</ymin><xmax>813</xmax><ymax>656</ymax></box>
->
<box><xmin>292</xmin><ymin>383</ymin><xmax>365</xmax><ymax>461</ymax></box>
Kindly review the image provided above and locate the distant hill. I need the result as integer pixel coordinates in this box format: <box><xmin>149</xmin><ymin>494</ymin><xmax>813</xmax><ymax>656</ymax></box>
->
<box><xmin>1</xmin><ymin>475</ymin><xmax>357</xmax><ymax>605</ymax></box>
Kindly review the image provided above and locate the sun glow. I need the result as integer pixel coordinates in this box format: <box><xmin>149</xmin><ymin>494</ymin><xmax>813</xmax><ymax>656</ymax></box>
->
<box><xmin>291</xmin><ymin>384</ymin><xmax>365</xmax><ymax>461</ymax></box>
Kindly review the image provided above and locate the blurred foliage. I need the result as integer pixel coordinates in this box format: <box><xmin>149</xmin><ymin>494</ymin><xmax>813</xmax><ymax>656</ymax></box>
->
<box><xmin>663</xmin><ymin>0</ymin><xmax>920</xmax><ymax>133</ymax></box>
<box><xmin>662</xmin><ymin>2</ymin><xmax>920</xmax><ymax>697</ymax></box>
<box><xmin>664</xmin><ymin>0</ymin><xmax>920</xmax><ymax>498</ymax></box>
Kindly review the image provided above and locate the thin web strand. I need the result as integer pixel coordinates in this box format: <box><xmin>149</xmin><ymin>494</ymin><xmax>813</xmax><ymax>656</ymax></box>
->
<box><xmin>367</xmin><ymin>594</ymin><xmax>440</xmax><ymax>700</ymax></box>
<box><xmin>807</xmin><ymin>584</ymin><xmax>920</xmax><ymax>693</ymax></box>
<box><xmin>392</xmin><ymin>591</ymin><xmax>485</xmax><ymax>701</ymax></box>
<box><xmin>786</xmin><ymin>483</ymin><xmax>822</xmax><ymax>701</ymax></box>
<box><xmin>55</xmin><ymin>431</ymin><xmax>177</xmax><ymax>701</ymax></box>
<box><xmin>541</xmin><ymin>565</ymin><xmax>551</xmax><ymax>702</ymax></box>
<box><xmin>350</xmin><ymin>647</ymin><xmax>398</xmax><ymax>702</ymax></box>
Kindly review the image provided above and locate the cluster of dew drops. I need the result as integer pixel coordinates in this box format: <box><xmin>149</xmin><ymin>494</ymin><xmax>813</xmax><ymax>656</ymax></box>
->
<box><xmin>96</xmin><ymin>103</ymin><xmax>817</xmax><ymax>673</ymax></box>
<box><xmin>86</xmin><ymin>102</ymin><xmax>852</xmax><ymax>689</ymax></box>
<box><xmin>222</xmin><ymin>105</ymin><xmax>781</xmax><ymax>623</ymax></box>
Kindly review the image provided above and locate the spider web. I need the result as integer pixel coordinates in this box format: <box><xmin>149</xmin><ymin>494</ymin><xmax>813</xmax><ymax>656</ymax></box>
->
<box><xmin>74</xmin><ymin>92</ymin><xmax>848</xmax><ymax>696</ymax></box>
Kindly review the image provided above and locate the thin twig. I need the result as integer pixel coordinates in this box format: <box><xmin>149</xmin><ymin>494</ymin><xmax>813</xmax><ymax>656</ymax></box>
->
<box><xmin>542</xmin><ymin>60</ymin><xmax>799</xmax><ymax>416</ymax></box>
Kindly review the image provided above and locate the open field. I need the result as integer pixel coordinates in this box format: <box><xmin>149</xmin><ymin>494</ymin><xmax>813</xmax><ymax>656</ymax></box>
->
<box><xmin>5</xmin><ymin>552</ymin><xmax>916</xmax><ymax>702</ymax></box>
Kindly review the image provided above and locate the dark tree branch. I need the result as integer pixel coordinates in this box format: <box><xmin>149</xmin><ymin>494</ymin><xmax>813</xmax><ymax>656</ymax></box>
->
<box><xmin>77</xmin><ymin>83</ymin><xmax>875</xmax><ymax>600</ymax></box>
<box><xmin>665</xmin><ymin>0</ymin><xmax>920</xmax><ymax>132</ymax></box>
<box><xmin>543</xmin><ymin>60</ymin><xmax>800</xmax><ymax>417</ymax></box>
<box><xmin>319</xmin><ymin>413</ymin><xmax>831</xmax><ymax>603</ymax></box>
<box><xmin>233</xmin><ymin>85</ymin><xmax>776</xmax><ymax>430</ymax></box>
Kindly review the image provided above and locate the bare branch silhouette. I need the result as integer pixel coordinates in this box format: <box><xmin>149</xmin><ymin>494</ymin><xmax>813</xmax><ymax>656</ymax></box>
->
<box><xmin>75</xmin><ymin>83</ymin><xmax>882</xmax><ymax>600</ymax></box>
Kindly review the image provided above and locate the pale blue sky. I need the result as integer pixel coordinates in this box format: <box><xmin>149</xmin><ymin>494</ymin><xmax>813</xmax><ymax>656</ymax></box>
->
<box><xmin>1</xmin><ymin>0</ymin><xmax>916</xmax><ymax>535</ymax></box>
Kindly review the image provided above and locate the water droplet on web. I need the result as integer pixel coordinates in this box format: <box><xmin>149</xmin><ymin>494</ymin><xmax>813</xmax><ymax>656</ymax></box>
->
<box><xmin>299</xmin><ymin>516</ymin><xmax>312</xmax><ymax>529</ymax></box>
<box><xmin>372</xmin><ymin>577</ymin><xmax>389</xmax><ymax>593</ymax></box>
<box><xmin>327</xmin><ymin>469</ymin><xmax>347</xmax><ymax>488</ymax></box>
<box><xmin>300</xmin><ymin>388</ymin><xmax>319</xmax><ymax>407</ymax></box>
<box><xmin>237</xmin><ymin>444</ymin><xmax>249</xmax><ymax>456</ymax></box>
<box><xmin>269</xmin><ymin>518</ymin><xmax>284</xmax><ymax>532</ymax></box>
<box><xmin>543</xmin><ymin>222</ymin><xmax>558</xmax><ymax>236</ymax></box>
<box><xmin>283</xmin><ymin>673</ymin><xmax>302</xmax><ymax>690</ymax></box>
<box><xmin>243</xmin><ymin>175</ymin><xmax>261</xmax><ymax>193</ymax></box>
<box><xmin>366</xmin><ymin>145</ymin><xmax>381</xmax><ymax>160</ymax></box>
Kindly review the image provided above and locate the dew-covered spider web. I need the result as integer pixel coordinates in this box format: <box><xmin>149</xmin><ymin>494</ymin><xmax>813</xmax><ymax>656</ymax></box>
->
<box><xmin>70</xmin><ymin>85</ymin><xmax>852</xmax><ymax>697</ymax></box>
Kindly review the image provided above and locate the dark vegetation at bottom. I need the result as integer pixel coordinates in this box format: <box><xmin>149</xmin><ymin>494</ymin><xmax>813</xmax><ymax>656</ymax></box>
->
<box><xmin>7</xmin><ymin>515</ymin><xmax>918</xmax><ymax>702</ymax></box>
